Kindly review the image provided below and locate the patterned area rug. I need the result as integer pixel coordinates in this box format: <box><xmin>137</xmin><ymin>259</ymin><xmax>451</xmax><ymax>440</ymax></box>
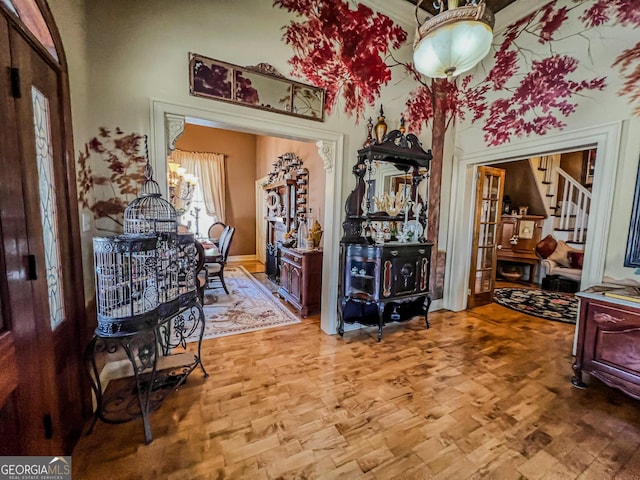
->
<box><xmin>188</xmin><ymin>266</ymin><xmax>300</xmax><ymax>341</ymax></box>
<box><xmin>493</xmin><ymin>288</ymin><xmax>578</xmax><ymax>324</ymax></box>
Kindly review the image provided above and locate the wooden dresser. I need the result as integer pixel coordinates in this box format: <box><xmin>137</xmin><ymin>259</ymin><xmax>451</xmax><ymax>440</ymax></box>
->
<box><xmin>278</xmin><ymin>246</ymin><xmax>323</xmax><ymax>317</ymax></box>
<box><xmin>573</xmin><ymin>290</ymin><xmax>640</xmax><ymax>400</ymax></box>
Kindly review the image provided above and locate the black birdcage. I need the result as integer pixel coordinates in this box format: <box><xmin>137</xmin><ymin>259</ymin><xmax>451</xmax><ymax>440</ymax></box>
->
<box><xmin>124</xmin><ymin>160</ymin><xmax>180</xmax><ymax>316</ymax></box>
<box><xmin>124</xmin><ymin>162</ymin><xmax>178</xmax><ymax>235</ymax></box>
<box><xmin>93</xmin><ymin>235</ymin><xmax>160</xmax><ymax>336</ymax></box>
<box><xmin>177</xmin><ymin>232</ymin><xmax>198</xmax><ymax>302</ymax></box>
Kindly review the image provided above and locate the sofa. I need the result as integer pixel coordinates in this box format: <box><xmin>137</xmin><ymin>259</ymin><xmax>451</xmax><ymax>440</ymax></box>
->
<box><xmin>536</xmin><ymin>234</ymin><xmax>584</xmax><ymax>285</ymax></box>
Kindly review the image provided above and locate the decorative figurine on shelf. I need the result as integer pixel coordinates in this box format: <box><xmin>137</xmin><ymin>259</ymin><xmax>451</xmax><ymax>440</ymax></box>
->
<box><xmin>282</xmin><ymin>229</ymin><xmax>296</xmax><ymax>248</ymax></box>
<box><xmin>309</xmin><ymin>220</ymin><xmax>323</xmax><ymax>249</ymax></box>
<box><xmin>374</xmin><ymin>191</ymin><xmax>407</xmax><ymax>217</ymax></box>
<box><xmin>399</xmin><ymin>114</ymin><xmax>406</xmax><ymax>135</ymax></box>
<box><xmin>374</xmin><ymin>105</ymin><xmax>387</xmax><ymax>144</ymax></box>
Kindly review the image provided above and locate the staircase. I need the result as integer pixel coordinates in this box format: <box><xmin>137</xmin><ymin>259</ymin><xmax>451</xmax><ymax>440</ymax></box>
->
<box><xmin>554</xmin><ymin>169</ymin><xmax>591</xmax><ymax>246</ymax></box>
<box><xmin>530</xmin><ymin>155</ymin><xmax>591</xmax><ymax>247</ymax></box>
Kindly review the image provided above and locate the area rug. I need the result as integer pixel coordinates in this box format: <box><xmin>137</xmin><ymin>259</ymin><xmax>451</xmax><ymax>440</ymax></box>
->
<box><xmin>493</xmin><ymin>288</ymin><xmax>578</xmax><ymax>324</ymax></box>
<box><xmin>187</xmin><ymin>266</ymin><xmax>300</xmax><ymax>341</ymax></box>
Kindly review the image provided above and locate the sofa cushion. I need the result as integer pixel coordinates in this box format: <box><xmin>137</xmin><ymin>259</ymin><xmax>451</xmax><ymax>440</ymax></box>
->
<box><xmin>568</xmin><ymin>251</ymin><xmax>584</xmax><ymax>269</ymax></box>
<box><xmin>548</xmin><ymin>240</ymin><xmax>578</xmax><ymax>268</ymax></box>
<box><xmin>536</xmin><ymin>234</ymin><xmax>558</xmax><ymax>259</ymax></box>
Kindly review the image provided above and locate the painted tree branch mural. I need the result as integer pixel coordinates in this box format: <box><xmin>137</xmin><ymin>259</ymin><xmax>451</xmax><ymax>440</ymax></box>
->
<box><xmin>77</xmin><ymin>128</ymin><xmax>147</xmax><ymax>231</ymax></box>
<box><xmin>274</xmin><ymin>0</ymin><xmax>406</xmax><ymax>120</ymax></box>
<box><xmin>275</xmin><ymin>0</ymin><xmax>640</xmax><ymax>147</ymax></box>
<box><xmin>582</xmin><ymin>0</ymin><xmax>640</xmax><ymax>116</ymax></box>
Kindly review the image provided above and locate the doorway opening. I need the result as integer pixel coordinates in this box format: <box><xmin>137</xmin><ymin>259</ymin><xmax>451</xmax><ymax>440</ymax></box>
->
<box><xmin>468</xmin><ymin>148</ymin><xmax>596</xmax><ymax>309</ymax></box>
<box><xmin>445</xmin><ymin>122</ymin><xmax>622</xmax><ymax>314</ymax></box>
<box><xmin>150</xmin><ymin>100</ymin><xmax>344</xmax><ymax>335</ymax></box>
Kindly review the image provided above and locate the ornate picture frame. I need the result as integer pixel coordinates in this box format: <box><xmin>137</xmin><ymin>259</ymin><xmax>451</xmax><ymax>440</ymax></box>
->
<box><xmin>189</xmin><ymin>53</ymin><xmax>325</xmax><ymax>122</ymax></box>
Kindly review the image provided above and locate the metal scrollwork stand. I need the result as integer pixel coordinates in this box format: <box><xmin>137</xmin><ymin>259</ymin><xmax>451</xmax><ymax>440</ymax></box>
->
<box><xmin>84</xmin><ymin>296</ymin><xmax>208</xmax><ymax>444</ymax></box>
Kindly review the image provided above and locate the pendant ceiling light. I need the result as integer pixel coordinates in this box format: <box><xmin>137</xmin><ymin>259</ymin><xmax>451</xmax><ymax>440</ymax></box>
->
<box><xmin>413</xmin><ymin>0</ymin><xmax>495</xmax><ymax>79</ymax></box>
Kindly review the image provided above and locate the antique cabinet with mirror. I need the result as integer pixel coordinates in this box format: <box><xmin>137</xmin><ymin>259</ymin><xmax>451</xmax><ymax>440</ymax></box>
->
<box><xmin>262</xmin><ymin>153</ymin><xmax>323</xmax><ymax>317</ymax></box>
<box><xmin>338</xmin><ymin>130</ymin><xmax>433</xmax><ymax>341</ymax></box>
<box><xmin>262</xmin><ymin>153</ymin><xmax>308</xmax><ymax>280</ymax></box>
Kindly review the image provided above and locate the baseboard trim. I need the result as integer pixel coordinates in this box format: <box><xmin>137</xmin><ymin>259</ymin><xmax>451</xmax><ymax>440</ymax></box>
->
<box><xmin>228</xmin><ymin>254</ymin><xmax>258</xmax><ymax>262</ymax></box>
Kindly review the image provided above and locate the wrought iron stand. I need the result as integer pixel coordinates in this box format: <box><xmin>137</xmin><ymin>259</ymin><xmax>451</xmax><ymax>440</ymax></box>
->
<box><xmin>84</xmin><ymin>297</ymin><xmax>208</xmax><ymax>444</ymax></box>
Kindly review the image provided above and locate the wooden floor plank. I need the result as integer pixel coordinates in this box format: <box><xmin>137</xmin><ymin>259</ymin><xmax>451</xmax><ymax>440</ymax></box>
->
<box><xmin>72</xmin><ymin>268</ymin><xmax>640</xmax><ymax>479</ymax></box>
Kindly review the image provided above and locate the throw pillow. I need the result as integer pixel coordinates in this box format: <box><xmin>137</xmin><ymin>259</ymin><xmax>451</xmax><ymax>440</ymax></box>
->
<box><xmin>536</xmin><ymin>234</ymin><xmax>557</xmax><ymax>259</ymax></box>
<box><xmin>548</xmin><ymin>240</ymin><xmax>576</xmax><ymax>267</ymax></box>
<box><xmin>568</xmin><ymin>251</ymin><xmax>585</xmax><ymax>269</ymax></box>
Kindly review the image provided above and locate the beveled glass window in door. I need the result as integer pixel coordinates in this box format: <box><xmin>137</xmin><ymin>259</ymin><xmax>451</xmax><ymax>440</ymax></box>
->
<box><xmin>32</xmin><ymin>86</ymin><xmax>65</xmax><ymax>329</ymax></box>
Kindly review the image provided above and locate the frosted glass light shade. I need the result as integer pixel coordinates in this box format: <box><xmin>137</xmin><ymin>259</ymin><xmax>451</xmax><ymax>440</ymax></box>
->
<box><xmin>412</xmin><ymin>2</ymin><xmax>494</xmax><ymax>79</ymax></box>
<box><xmin>413</xmin><ymin>21</ymin><xmax>493</xmax><ymax>78</ymax></box>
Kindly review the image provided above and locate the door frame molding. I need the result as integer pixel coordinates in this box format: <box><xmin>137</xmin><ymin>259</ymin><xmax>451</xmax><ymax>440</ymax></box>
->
<box><xmin>150</xmin><ymin>99</ymin><xmax>344</xmax><ymax>335</ymax></box>
<box><xmin>255</xmin><ymin>175</ymin><xmax>268</xmax><ymax>265</ymax></box>
<box><xmin>445</xmin><ymin>121</ymin><xmax>623</xmax><ymax>312</ymax></box>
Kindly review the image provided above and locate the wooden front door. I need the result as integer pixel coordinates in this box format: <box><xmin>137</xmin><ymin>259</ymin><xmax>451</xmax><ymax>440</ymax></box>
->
<box><xmin>0</xmin><ymin>10</ymin><xmax>86</xmax><ymax>455</ymax></box>
<box><xmin>468</xmin><ymin>166</ymin><xmax>505</xmax><ymax>308</ymax></box>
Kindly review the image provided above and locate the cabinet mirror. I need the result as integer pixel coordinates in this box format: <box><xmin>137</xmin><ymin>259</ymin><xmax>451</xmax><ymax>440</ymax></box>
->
<box><xmin>365</xmin><ymin>163</ymin><xmax>427</xmax><ymax>214</ymax></box>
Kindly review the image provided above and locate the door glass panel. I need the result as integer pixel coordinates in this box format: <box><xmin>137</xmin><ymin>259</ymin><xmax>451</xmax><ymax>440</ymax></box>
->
<box><xmin>469</xmin><ymin>166</ymin><xmax>505</xmax><ymax>306</ymax></box>
<box><xmin>2</xmin><ymin>0</ymin><xmax>58</xmax><ymax>61</ymax></box>
<box><xmin>32</xmin><ymin>87</ymin><xmax>65</xmax><ymax>329</ymax></box>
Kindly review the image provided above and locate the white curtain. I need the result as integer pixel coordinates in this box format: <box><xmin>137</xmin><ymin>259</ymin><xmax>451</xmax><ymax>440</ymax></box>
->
<box><xmin>169</xmin><ymin>149</ymin><xmax>226</xmax><ymax>223</ymax></box>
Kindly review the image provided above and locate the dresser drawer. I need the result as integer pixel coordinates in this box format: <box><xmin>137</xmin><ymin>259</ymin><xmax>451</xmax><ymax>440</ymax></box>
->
<box><xmin>281</xmin><ymin>248</ymin><xmax>302</xmax><ymax>266</ymax></box>
<box><xmin>575</xmin><ymin>296</ymin><xmax>640</xmax><ymax>399</ymax></box>
<box><xmin>589</xmin><ymin>302</ymin><xmax>640</xmax><ymax>328</ymax></box>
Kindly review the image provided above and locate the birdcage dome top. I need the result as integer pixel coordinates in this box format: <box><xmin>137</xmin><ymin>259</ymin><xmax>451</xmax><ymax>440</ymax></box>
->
<box><xmin>124</xmin><ymin>162</ymin><xmax>178</xmax><ymax>235</ymax></box>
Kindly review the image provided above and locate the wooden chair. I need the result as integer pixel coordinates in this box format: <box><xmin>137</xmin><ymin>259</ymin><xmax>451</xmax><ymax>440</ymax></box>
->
<box><xmin>207</xmin><ymin>222</ymin><xmax>226</xmax><ymax>246</ymax></box>
<box><xmin>205</xmin><ymin>227</ymin><xmax>235</xmax><ymax>294</ymax></box>
<box><xmin>194</xmin><ymin>241</ymin><xmax>207</xmax><ymax>304</ymax></box>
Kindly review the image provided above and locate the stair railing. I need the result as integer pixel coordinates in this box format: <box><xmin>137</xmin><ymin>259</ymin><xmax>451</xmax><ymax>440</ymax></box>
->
<box><xmin>557</xmin><ymin>168</ymin><xmax>591</xmax><ymax>244</ymax></box>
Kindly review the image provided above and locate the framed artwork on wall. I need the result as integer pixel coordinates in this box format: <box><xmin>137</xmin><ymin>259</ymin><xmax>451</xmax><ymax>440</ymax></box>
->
<box><xmin>189</xmin><ymin>53</ymin><xmax>325</xmax><ymax>122</ymax></box>
<box><xmin>518</xmin><ymin>220</ymin><xmax>535</xmax><ymax>240</ymax></box>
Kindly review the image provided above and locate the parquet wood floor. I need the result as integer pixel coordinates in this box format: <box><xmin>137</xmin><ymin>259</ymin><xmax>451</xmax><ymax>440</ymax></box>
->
<box><xmin>72</xmin><ymin>281</ymin><xmax>640</xmax><ymax>479</ymax></box>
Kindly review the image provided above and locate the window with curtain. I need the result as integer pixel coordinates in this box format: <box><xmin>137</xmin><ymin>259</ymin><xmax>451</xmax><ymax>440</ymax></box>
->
<box><xmin>168</xmin><ymin>149</ymin><xmax>226</xmax><ymax>236</ymax></box>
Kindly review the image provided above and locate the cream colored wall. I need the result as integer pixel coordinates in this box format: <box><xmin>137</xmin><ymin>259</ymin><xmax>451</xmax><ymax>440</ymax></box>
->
<box><xmin>175</xmin><ymin>124</ymin><xmax>257</xmax><ymax>256</ymax></box>
<box><xmin>256</xmin><ymin>136</ymin><xmax>326</xmax><ymax>226</ymax></box>
<box><xmin>48</xmin><ymin>0</ymin><xmax>94</xmax><ymax>300</ymax></box>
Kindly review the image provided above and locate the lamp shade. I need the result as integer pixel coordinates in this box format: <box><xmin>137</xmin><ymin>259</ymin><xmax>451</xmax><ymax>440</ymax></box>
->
<box><xmin>413</xmin><ymin>2</ymin><xmax>494</xmax><ymax>79</ymax></box>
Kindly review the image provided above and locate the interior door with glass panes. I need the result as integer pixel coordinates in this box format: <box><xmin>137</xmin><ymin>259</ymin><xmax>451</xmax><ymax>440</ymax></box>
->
<box><xmin>468</xmin><ymin>166</ymin><xmax>505</xmax><ymax>308</ymax></box>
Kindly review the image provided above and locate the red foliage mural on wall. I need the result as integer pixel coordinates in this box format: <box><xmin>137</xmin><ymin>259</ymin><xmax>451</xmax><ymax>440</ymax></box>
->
<box><xmin>276</xmin><ymin>0</ymin><xmax>640</xmax><ymax>146</ymax></box>
<box><xmin>582</xmin><ymin>0</ymin><xmax>640</xmax><ymax>116</ymax></box>
<box><xmin>77</xmin><ymin>128</ymin><xmax>147</xmax><ymax>231</ymax></box>
<box><xmin>274</xmin><ymin>0</ymin><xmax>406</xmax><ymax>120</ymax></box>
